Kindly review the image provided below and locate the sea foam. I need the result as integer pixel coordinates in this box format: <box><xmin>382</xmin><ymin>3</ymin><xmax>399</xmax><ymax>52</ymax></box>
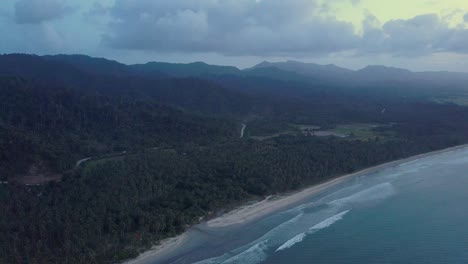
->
<box><xmin>309</xmin><ymin>210</ymin><xmax>350</xmax><ymax>230</ymax></box>
<box><xmin>275</xmin><ymin>210</ymin><xmax>350</xmax><ymax>252</ymax></box>
<box><xmin>221</xmin><ymin>240</ymin><xmax>269</xmax><ymax>264</ymax></box>
<box><xmin>194</xmin><ymin>213</ymin><xmax>306</xmax><ymax>264</ymax></box>
<box><xmin>275</xmin><ymin>233</ymin><xmax>307</xmax><ymax>252</ymax></box>
<box><xmin>328</xmin><ymin>182</ymin><xmax>395</xmax><ymax>206</ymax></box>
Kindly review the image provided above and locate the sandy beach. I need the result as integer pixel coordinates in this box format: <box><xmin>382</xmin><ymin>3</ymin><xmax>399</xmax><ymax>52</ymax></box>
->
<box><xmin>206</xmin><ymin>144</ymin><xmax>468</xmax><ymax>228</ymax></box>
<box><xmin>125</xmin><ymin>234</ymin><xmax>187</xmax><ymax>264</ymax></box>
<box><xmin>125</xmin><ymin>143</ymin><xmax>468</xmax><ymax>264</ymax></box>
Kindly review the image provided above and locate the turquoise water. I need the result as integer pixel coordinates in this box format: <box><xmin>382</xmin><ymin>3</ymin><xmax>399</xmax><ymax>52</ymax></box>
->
<box><xmin>162</xmin><ymin>147</ymin><xmax>468</xmax><ymax>264</ymax></box>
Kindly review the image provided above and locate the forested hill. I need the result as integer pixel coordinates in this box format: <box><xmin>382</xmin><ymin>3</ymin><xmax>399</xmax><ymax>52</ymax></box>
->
<box><xmin>0</xmin><ymin>77</ymin><xmax>236</xmax><ymax>181</ymax></box>
<box><xmin>2</xmin><ymin>54</ymin><xmax>468</xmax><ymax>264</ymax></box>
<box><xmin>0</xmin><ymin>54</ymin><xmax>255</xmax><ymax>116</ymax></box>
<box><xmin>42</xmin><ymin>54</ymin><xmax>168</xmax><ymax>78</ymax></box>
<box><xmin>39</xmin><ymin>54</ymin><xmax>468</xmax><ymax>100</ymax></box>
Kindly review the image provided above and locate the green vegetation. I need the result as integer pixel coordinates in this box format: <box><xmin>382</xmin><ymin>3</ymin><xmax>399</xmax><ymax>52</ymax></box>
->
<box><xmin>2</xmin><ymin>54</ymin><xmax>468</xmax><ymax>264</ymax></box>
<box><xmin>331</xmin><ymin>123</ymin><xmax>393</xmax><ymax>141</ymax></box>
<box><xmin>295</xmin><ymin>125</ymin><xmax>321</xmax><ymax>130</ymax></box>
<box><xmin>250</xmin><ymin>131</ymin><xmax>296</xmax><ymax>141</ymax></box>
<box><xmin>249</xmin><ymin>123</ymin><xmax>393</xmax><ymax>141</ymax></box>
<box><xmin>3</xmin><ymin>135</ymin><xmax>462</xmax><ymax>264</ymax></box>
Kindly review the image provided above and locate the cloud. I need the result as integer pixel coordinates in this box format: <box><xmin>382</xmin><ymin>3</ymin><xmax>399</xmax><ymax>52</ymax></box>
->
<box><xmin>102</xmin><ymin>0</ymin><xmax>358</xmax><ymax>56</ymax></box>
<box><xmin>360</xmin><ymin>14</ymin><xmax>468</xmax><ymax>55</ymax></box>
<box><xmin>100</xmin><ymin>0</ymin><xmax>468</xmax><ymax>57</ymax></box>
<box><xmin>85</xmin><ymin>2</ymin><xmax>110</xmax><ymax>18</ymax></box>
<box><xmin>464</xmin><ymin>13</ymin><xmax>468</xmax><ymax>22</ymax></box>
<box><xmin>0</xmin><ymin>22</ymin><xmax>67</xmax><ymax>54</ymax></box>
<box><xmin>14</xmin><ymin>0</ymin><xmax>75</xmax><ymax>24</ymax></box>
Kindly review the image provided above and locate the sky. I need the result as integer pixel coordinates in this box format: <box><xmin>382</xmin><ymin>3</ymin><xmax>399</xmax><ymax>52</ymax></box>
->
<box><xmin>1</xmin><ymin>0</ymin><xmax>468</xmax><ymax>71</ymax></box>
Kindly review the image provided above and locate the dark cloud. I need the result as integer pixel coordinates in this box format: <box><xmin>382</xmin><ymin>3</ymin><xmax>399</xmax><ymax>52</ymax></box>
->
<box><xmin>14</xmin><ymin>0</ymin><xmax>75</xmax><ymax>24</ymax></box>
<box><xmin>100</xmin><ymin>0</ymin><xmax>468</xmax><ymax>57</ymax></box>
<box><xmin>102</xmin><ymin>0</ymin><xmax>358</xmax><ymax>56</ymax></box>
<box><xmin>361</xmin><ymin>14</ymin><xmax>468</xmax><ymax>55</ymax></box>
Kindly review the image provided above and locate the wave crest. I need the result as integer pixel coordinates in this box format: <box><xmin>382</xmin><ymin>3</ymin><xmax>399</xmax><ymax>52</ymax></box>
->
<box><xmin>275</xmin><ymin>210</ymin><xmax>350</xmax><ymax>252</ymax></box>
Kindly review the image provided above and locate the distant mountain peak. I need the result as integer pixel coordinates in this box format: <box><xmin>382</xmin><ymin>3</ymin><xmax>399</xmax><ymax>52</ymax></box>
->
<box><xmin>130</xmin><ymin>60</ymin><xmax>240</xmax><ymax>77</ymax></box>
<box><xmin>359</xmin><ymin>65</ymin><xmax>412</xmax><ymax>73</ymax></box>
<box><xmin>254</xmin><ymin>61</ymin><xmax>274</xmax><ymax>68</ymax></box>
<box><xmin>251</xmin><ymin>60</ymin><xmax>353</xmax><ymax>78</ymax></box>
<box><xmin>190</xmin><ymin>61</ymin><xmax>209</xmax><ymax>66</ymax></box>
<box><xmin>285</xmin><ymin>60</ymin><xmax>306</xmax><ymax>64</ymax></box>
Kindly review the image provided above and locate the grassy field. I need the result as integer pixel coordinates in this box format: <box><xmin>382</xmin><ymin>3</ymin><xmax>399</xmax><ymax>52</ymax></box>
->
<box><xmin>250</xmin><ymin>131</ymin><xmax>297</xmax><ymax>141</ymax></box>
<box><xmin>332</xmin><ymin>124</ymin><xmax>380</xmax><ymax>141</ymax></box>
<box><xmin>299</xmin><ymin>123</ymin><xmax>394</xmax><ymax>141</ymax></box>
<box><xmin>247</xmin><ymin>122</ymin><xmax>394</xmax><ymax>142</ymax></box>
<box><xmin>295</xmin><ymin>125</ymin><xmax>321</xmax><ymax>130</ymax></box>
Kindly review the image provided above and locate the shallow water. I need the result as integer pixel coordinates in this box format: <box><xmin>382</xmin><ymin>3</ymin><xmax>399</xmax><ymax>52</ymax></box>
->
<box><xmin>159</xmin><ymin>147</ymin><xmax>468</xmax><ymax>264</ymax></box>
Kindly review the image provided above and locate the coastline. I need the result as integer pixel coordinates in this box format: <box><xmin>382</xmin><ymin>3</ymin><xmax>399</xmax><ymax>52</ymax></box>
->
<box><xmin>124</xmin><ymin>143</ymin><xmax>468</xmax><ymax>264</ymax></box>
<box><xmin>124</xmin><ymin>234</ymin><xmax>187</xmax><ymax>264</ymax></box>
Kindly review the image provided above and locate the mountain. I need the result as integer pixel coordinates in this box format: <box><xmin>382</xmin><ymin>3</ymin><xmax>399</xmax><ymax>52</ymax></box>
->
<box><xmin>249</xmin><ymin>60</ymin><xmax>355</xmax><ymax>85</ymax></box>
<box><xmin>356</xmin><ymin>65</ymin><xmax>413</xmax><ymax>80</ymax></box>
<box><xmin>42</xmin><ymin>54</ymin><xmax>161</xmax><ymax>78</ymax></box>
<box><xmin>37</xmin><ymin>55</ymin><xmax>468</xmax><ymax>87</ymax></box>
<box><xmin>130</xmin><ymin>61</ymin><xmax>241</xmax><ymax>77</ymax></box>
<box><xmin>4</xmin><ymin>54</ymin><xmax>468</xmax><ymax>115</ymax></box>
<box><xmin>251</xmin><ymin>60</ymin><xmax>353</xmax><ymax>77</ymax></box>
<box><xmin>0</xmin><ymin>76</ymin><xmax>238</xmax><ymax>180</ymax></box>
<box><xmin>242</xmin><ymin>66</ymin><xmax>316</xmax><ymax>83</ymax></box>
<box><xmin>0</xmin><ymin>54</ymin><xmax>254</xmax><ymax>115</ymax></box>
<box><xmin>5</xmin><ymin>53</ymin><xmax>468</xmax><ymax>264</ymax></box>
<box><xmin>251</xmin><ymin>60</ymin><xmax>468</xmax><ymax>81</ymax></box>
<box><xmin>43</xmin><ymin>55</ymin><xmax>468</xmax><ymax>95</ymax></box>
<box><xmin>0</xmin><ymin>54</ymin><xmax>92</xmax><ymax>86</ymax></box>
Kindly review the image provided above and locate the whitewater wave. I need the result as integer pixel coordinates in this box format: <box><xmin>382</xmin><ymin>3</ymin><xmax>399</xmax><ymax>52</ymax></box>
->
<box><xmin>197</xmin><ymin>181</ymin><xmax>396</xmax><ymax>264</ymax></box>
<box><xmin>281</xmin><ymin>184</ymin><xmax>363</xmax><ymax>215</ymax></box>
<box><xmin>309</xmin><ymin>210</ymin><xmax>350</xmax><ymax>230</ymax></box>
<box><xmin>221</xmin><ymin>240</ymin><xmax>269</xmax><ymax>264</ymax></box>
<box><xmin>194</xmin><ymin>213</ymin><xmax>306</xmax><ymax>264</ymax></box>
<box><xmin>196</xmin><ymin>206</ymin><xmax>348</xmax><ymax>264</ymax></box>
<box><xmin>197</xmin><ymin>181</ymin><xmax>395</xmax><ymax>263</ymax></box>
<box><xmin>316</xmin><ymin>184</ymin><xmax>363</xmax><ymax>204</ymax></box>
<box><xmin>328</xmin><ymin>182</ymin><xmax>395</xmax><ymax>206</ymax></box>
<box><xmin>275</xmin><ymin>233</ymin><xmax>306</xmax><ymax>252</ymax></box>
<box><xmin>280</xmin><ymin>201</ymin><xmax>318</xmax><ymax>215</ymax></box>
<box><xmin>275</xmin><ymin>210</ymin><xmax>350</xmax><ymax>252</ymax></box>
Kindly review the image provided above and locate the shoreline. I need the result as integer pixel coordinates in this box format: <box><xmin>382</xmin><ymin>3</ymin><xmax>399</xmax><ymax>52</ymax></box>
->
<box><xmin>125</xmin><ymin>143</ymin><xmax>468</xmax><ymax>264</ymax></box>
<box><xmin>124</xmin><ymin>234</ymin><xmax>187</xmax><ymax>264</ymax></box>
<box><xmin>205</xmin><ymin>144</ymin><xmax>468</xmax><ymax>228</ymax></box>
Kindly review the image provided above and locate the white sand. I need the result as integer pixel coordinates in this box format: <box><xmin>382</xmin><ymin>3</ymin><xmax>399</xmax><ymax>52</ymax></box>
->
<box><xmin>124</xmin><ymin>234</ymin><xmax>186</xmax><ymax>264</ymax></box>
<box><xmin>207</xmin><ymin>163</ymin><xmax>378</xmax><ymax>228</ymax></box>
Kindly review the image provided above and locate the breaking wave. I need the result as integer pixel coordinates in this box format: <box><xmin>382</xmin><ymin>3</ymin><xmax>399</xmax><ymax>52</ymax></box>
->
<box><xmin>328</xmin><ymin>182</ymin><xmax>396</xmax><ymax>206</ymax></box>
<box><xmin>275</xmin><ymin>210</ymin><xmax>350</xmax><ymax>252</ymax></box>
<box><xmin>275</xmin><ymin>233</ymin><xmax>306</xmax><ymax>252</ymax></box>
<box><xmin>196</xmin><ymin>180</ymin><xmax>399</xmax><ymax>263</ymax></box>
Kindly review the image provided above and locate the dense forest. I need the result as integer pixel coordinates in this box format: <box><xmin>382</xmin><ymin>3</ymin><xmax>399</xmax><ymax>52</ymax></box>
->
<box><xmin>0</xmin><ymin>77</ymin><xmax>236</xmax><ymax>180</ymax></box>
<box><xmin>2</xmin><ymin>54</ymin><xmax>468</xmax><ymax>263</ymax></box>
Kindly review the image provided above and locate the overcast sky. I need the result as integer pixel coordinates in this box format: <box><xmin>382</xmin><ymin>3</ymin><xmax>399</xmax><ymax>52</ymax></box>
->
<box><xmin>1</xmin><ymin>0</ymin><xmax>468</xmax><ymax>71</ymax></box>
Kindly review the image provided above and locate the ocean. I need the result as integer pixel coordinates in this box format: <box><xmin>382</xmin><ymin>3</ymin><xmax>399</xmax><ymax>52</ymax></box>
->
<box><xmin>154</xmin><ymin>146</ymin><xmax>468</xmax><ymax>264</ymax></box>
